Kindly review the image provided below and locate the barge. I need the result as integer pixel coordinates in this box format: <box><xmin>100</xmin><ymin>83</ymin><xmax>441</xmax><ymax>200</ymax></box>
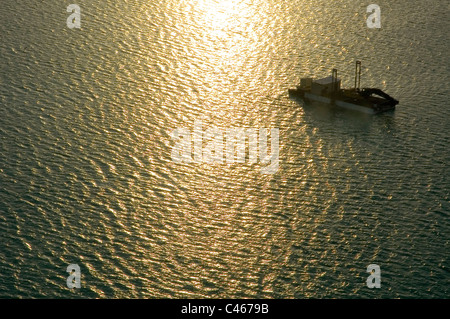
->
<box><xmin>289</xmin><ymin>61</ymin><xmax>399</xmax><ymax>114</ymax></box>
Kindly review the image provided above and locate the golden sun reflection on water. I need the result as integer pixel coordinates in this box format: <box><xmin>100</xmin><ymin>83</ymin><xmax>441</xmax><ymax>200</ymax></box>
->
<box><xmin>162</xmin><ymin>0</ymin><xmax>280</xmax><ymax>120</ymax></box>
<box><xmin>108</xmin><ymin>0</ymin><xmax>332</xmax><ymax>298</ymax></box>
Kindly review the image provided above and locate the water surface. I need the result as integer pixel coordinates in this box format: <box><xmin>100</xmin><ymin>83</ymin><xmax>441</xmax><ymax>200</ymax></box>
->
<box><xmin>0</xmin><ymin>0</ymin><xmax>448</xmax><ymax>298</ymax></box>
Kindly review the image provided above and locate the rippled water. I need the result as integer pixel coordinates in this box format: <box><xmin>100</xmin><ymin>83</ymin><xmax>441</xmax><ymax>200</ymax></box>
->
<box><xmin>0</xmin><ymin>0</ymin><xmax>449</xmax><ymax>298</ymax></box>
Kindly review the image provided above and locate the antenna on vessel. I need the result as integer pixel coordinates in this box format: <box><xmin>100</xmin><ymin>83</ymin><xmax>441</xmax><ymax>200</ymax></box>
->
<box><xmin>332</xmin><ymin>68</ymin><xmax>338</xmax><ymax>93</ymax></box>
<box><xmin>355</xmin><ymin>61</ymin><xmax>361</xmax><ymax>91</ymax></box>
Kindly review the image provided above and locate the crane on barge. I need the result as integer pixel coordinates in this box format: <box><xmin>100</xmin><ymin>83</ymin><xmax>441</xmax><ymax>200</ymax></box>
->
<box><xmin>289</xmin><ymin>61</ymin><xmax>399</xmax><ymax>114</ymax></box>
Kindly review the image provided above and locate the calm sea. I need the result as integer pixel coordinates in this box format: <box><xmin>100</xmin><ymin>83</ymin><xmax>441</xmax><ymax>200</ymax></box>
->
<box><xmin>0</xmin><ymin>0</ymin><xmax>448</xmax><ymax>298</ymax></box>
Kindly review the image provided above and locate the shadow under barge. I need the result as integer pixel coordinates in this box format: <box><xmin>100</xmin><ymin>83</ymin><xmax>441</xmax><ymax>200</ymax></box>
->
<box><xmin>289</xmin><ymin>61</ymin><xmax>399</xmax><ymax>114</ymax></box>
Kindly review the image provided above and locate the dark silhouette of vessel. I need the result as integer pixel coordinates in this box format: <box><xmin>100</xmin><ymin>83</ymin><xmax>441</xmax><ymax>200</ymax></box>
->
<box><xmin>289</xmin><ymin>61</ymin><xmax>399</xmax><ymax>114</ymax></box>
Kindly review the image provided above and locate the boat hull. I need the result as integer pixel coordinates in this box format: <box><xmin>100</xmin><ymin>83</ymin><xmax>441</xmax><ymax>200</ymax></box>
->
<box><xmin>289</xmin><ymin>89</ymin><xmax>396</xmax><ymax>114</ymax></box>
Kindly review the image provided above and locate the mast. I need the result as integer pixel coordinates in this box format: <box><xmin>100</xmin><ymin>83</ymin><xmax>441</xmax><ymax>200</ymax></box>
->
<box><xmin>332</xmin><ymin>68</ymin><xmax>338</xmax><ymax>93</ymax></box>
<box><xmin>355</xmin><ymin>61</ymin><xmax>361</xmax><ymax>91</ymax></box>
